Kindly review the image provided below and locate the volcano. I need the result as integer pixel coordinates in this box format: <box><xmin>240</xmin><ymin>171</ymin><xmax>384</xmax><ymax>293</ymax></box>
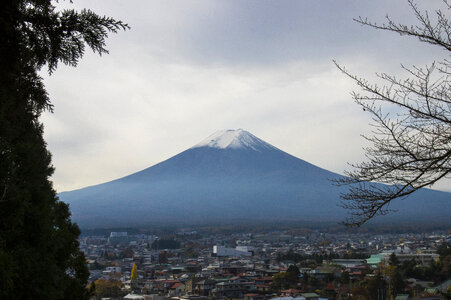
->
<box><xmin>59</xmin><ymin>129</ymin><xmax>451</xmax><ymax>227</ymax></box>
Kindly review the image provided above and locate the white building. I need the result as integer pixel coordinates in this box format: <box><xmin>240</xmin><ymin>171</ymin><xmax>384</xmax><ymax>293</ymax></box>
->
<box><xmin>213</xmin><ymin>245</ymin><xmax>252</xmax><ymax>257</ymax></box>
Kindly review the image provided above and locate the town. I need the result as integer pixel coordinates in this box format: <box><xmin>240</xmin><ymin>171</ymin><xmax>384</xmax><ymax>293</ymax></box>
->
<box><xmin>80</xmin><ymin>227</ymin><xmax>451</xmax><ymax>300</ymax></box>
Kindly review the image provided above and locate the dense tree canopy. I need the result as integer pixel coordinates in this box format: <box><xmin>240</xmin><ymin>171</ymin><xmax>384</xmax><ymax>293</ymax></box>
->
<box><xmin>152</xmin><ymin>239</ymin><xmax>181</xmax><ymax>250</ymax></box>
<box><xmin>0</xmin><ymin>1</ymin><xmax>127</xmax><ymax>298</ymax></box>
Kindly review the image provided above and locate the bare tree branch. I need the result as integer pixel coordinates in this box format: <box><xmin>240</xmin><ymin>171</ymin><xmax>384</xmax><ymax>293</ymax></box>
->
<box><xmin>334</xmin><ymin>1</ymin><xmax>451</xmax><ymax>227</ymax></box>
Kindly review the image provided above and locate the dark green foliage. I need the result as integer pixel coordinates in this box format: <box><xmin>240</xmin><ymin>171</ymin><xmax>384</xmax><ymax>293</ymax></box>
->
<box><xmin>389</xmin><ymin>252</ymin><xmax>400</xmax><ymax>267</ymax></box>
<box><xmin>342</xmin><ymin>251</ymin><xmax>368</xmax><ymax>259</ymax></box>
<box><xmin>340</xmin><ymin>271</ymin><xmax>350</xmax><ymax>284</ymax></box>
<box><xmin>271</xmin><ymin>265</ymin><xmax>300</xmax><ymax>291</ymax></box>
<box><xmin>301</xmin><ymin>272</ymin><xmax>309</xmax><ymax>286</ymax></box>
<box><xmin>442</xmin><ymin>254</ymin><xmax>451</xmax><ymax>278</ymax></box>
<box><xmin>398</xmin><ymin>248</ymin><xmax>451</xmax><ymax>284</ymax></box>
<box><xmin>437</xmin><ymin>243</ymin><xmax>451</xmax><ymax>259</ymax></box>
<box><xmin>286</xmin><ymin>265</ymin><xmax>300</xmax><ymax>285</ymax></box>
<box><xmin>441</xmin><ymin>288</ymin><xmax>451</xmax><ymax>300</ymax></box>
<box><xmin>152</xmin><ymin>239</ymin><xmax>181</xmax><ymax>250</ymax></box>
<box><xmin>401</xmin><ymin>259</ymin><xmax>424</xmax><ymax>279</ymax></box>
<box><xmin>271</xmin><ymin>272</ymin><xmax>288</xmax><ymax>291</ymax></box>
<box><xmin>277</xmin><ymin>249</ymin><xmax>340</xmax><ymax>264</ymax></box>
<box><xmin>390</xmin><ymin>269</ymin><xmax>405</xmax><ymax>297</ymax></box>
<box><xmin>366</xmin><ymin>273</ymin><xmax>387</xmax><ymax>300</ymax></box>
<box><xmin>119</xmin><ymin>247</ymin><xmax>134</xmax><ymax>259</ymax></box>
<box><xmin>93</xmin><ymin>279</ymin><xmax>123</xmax><ymax>299</ymax></box>
<box><xmin>0</xmin><ymin>1</ymin><xmax>127</xmax><ymax>299</ymax></box>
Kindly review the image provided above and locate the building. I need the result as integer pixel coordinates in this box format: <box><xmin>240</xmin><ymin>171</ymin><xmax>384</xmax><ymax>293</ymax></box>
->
<box><xmin>213</xmin><ymin>245</ymin><xmax>252</xmax><ymax>257</ymax></box>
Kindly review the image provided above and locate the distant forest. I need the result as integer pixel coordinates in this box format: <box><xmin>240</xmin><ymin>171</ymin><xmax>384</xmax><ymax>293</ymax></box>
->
<box><xmin>79</xmin><ymin>221</ymin><xmax>451</xmax><ymax>237</ymax></box>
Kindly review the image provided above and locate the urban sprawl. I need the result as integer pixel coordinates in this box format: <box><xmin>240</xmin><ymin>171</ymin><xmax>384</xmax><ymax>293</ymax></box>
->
<box><xmin>81</xmin><ymin>229</ymin><xmax>451</xmax><ymax>300</ymax></box>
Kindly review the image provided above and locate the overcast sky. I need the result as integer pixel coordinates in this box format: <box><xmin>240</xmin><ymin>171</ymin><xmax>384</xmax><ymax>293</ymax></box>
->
<box><xmin>41</xmin><ymin>0</ymin><xmax>451</xmax><ymax>193</ymax></box>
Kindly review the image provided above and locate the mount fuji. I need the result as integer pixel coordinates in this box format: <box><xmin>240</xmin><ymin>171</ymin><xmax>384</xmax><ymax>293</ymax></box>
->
<box><xmin>59</xmin><ymin>129</ymin><xmax>451</xmax><ymax>227</ymax></box>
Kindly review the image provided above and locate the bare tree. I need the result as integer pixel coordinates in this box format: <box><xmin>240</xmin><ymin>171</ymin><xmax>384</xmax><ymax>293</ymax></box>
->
<box><xmin>335</xmin><ymin>0</ymin><xmax>451</xmax><ymax>227</ymax></box>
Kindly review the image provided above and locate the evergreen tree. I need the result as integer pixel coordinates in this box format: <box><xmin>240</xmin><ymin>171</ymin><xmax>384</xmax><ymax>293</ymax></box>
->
<box><xmin>302</xmin><ymin>272</ymin><xmax>309</xmax><ymax>287</ymax></box>
<box><xmin>437</xmin><ymin>243</ymin><xmax>451</xmax><ymax>259</ymax></box>
<box><xmin>367</xmin><ymin>272</ymin><xmax>387</xmax><ymax>300</ymax></box>
<box><xmin>390</xmin><ymin>269</ymin><xmax>405</xmax><ymax>297</ymax></box>
<box><xmin>271</xmin><ymin>272</ymin><xmax>288</xmax><ymax>291</ymax></box>
<box><xmin>389</xmin><ymin>253</ymin><xmax>400</xmax><ymax>267</ymax></box>
<box><xmin>0</xmin><ymin>1</ymin><xmax>128</xmax><ymax>298</ymax></box>
<box><xmin>286</xmin><ymin>264</ymin><xmax>300</xmax><ymax>283</ymax></box>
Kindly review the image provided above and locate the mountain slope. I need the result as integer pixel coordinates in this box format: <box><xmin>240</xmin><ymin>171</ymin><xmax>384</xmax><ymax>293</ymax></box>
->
<box><xmin>59</xmin><ymin>129</ymin><xmax>451</xmax><ymax>227</ymax></box>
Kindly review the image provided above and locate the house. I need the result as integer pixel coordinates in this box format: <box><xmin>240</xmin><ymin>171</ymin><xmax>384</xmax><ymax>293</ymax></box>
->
<box><xmin>281</xmin><ymin>288</ymin><xmax>301</xmax><ymax>297</ymax></box>
<box><xmin>309</xmin><ymin>266</ymin><xmax>341</xmax><ymax>279</ymax></box>
<box><xmin>332</xmin><ymin>258</ymin><xmax>366</xmax><ymax>268</ymax></box>
<box><xmin>427</xmin><ymin>278</ymin><xmax>451</xmax><ymax>295</ymax></box>
<box><xmin>194</xmin><ymin>279</ymin><xmax>217</xmax><ymax>296</ymax></box>
<box><xmin>244</xmin><ymin>293</ymin><xmax>265</xmax><ymax>300</ymax></box>
<box><xmin>168</xmin><ymin>282</ymin><xmax>185</xmax><ymax>297</ymax></box>
<box><xmin>212</xmin><ymin>281</ymin><xmax>255</xmax><ymax>298</ymax></box>
<box><xmin>103</xmin><ymin>266</ymin><xmax>122</xmax><ymax>277</ymax></box>
<box><xmin>300</xmin><ymin>292</ymin><xmax>321</xmax><ymax>300</ymax></box>
<box><xmin>366</xmin><ymin>254</ymin><xmax>383</xmax><ymax>268</ymax></box>
<box><xmin>109</xmin><ymin>232</ymin><xmax>129</xmax><ymax>245</ymax></box>
<box><xmin>184</xmin><ymin>276</ymin><xmax>203</xmax><ymax>294</ymax></box>
<box><xmin>123</xmin><ymin>293</ymin><xmax>145</xmax><ymax>299</ymax></box>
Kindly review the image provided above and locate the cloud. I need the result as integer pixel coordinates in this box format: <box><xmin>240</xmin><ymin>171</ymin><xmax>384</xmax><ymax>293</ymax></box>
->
<box><xmin>43</xmin><ymin>55</ymin><xmax>369</xmax><ymax>191</ymax></box>
<box><xmin>42</xmin><ymin>0</ymin><xmax>451</xmax><ymax>193</ymax></box>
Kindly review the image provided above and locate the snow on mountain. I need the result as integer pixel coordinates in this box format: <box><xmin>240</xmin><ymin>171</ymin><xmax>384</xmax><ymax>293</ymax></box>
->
<box><xmin>192</xmin><ymin>129</ymin><xmax>276</xmax><ymax>151</ymax></box>
<box><xmin>59</xmin><ymin>129</ymin><xmax>451</xmax><ymax>227</ymax></box>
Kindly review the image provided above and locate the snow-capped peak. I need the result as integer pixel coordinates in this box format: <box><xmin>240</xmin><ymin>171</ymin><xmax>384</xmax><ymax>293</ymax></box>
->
<box><xmin>192</xmin><ymin>129</ymin><xmax>276</xmax><ymax>151</ymax></box>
